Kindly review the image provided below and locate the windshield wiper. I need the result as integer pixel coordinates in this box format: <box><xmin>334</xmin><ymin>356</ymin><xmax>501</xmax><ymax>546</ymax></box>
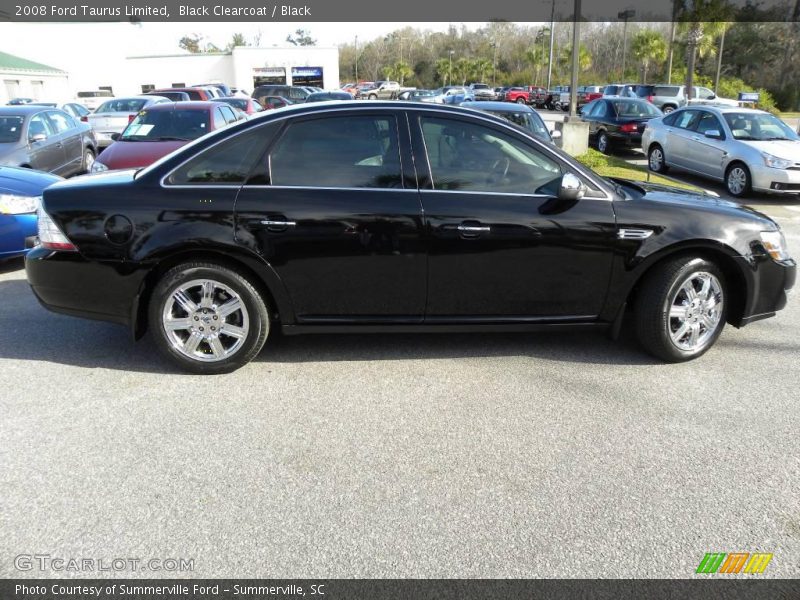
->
<box><xmin>153</xmin><ymin>136</ymin><xmax>191</xmax><ymax>141</ymax></box>
<box><xmin>763</xmin><ymin>137</ymin><xmax>794</xmax><ymax>141</ymax></box>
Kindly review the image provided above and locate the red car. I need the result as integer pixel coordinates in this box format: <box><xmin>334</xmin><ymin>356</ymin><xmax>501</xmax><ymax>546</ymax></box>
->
<box><xmin>152</xmin><ymin>87</ymin><xmax>213</xmax><ymax>101</ymax></box>
<box><xmin>261</xmin><ymin>96</ymin><xmax>294</xmax><ymax>110</ymax></box>
<box><xmin>211</xmin><ymin>97</ymin><xmax>263</xmax><ymax>116</ymax></box>
<box><xmin>90</xmin><ymin>102</ymin><xmax>242</xmax><ymax>172</ymax></box>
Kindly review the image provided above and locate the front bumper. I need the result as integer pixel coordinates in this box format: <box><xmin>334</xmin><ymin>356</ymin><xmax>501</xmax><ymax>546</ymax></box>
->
<box><xmin>736</xmin><ymin>255</ymin><xmax>796</xmax><ymax>326</ymax></box>
<box><xmin>750</xmin><ymin>164</ymin><xmax>800</xmax><ymax>194</ymax></box>
<box><xmin>0</xmin><ymin>213</ymin><xmax>37</xmax><ymax>259</ymax></box>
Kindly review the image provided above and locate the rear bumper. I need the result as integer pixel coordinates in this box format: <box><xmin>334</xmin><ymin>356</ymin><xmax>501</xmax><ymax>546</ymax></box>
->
<box><xmin>25</xmin><ymin>246</ymin><xmax>147</xmax><ymax>327</ymax></box>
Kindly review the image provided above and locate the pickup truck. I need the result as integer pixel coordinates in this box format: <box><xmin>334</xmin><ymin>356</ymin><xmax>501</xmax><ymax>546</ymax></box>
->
<box><xmin>363</xmin><ymin>81</ymin><xmax>401</xmax><ymax>100</ymax></box>
<box><xmin>504</xmin><ymin>86</ymin><xmax>548</xmax><ymax>106</ymax></box>
<box><xmin>550</xmin><ymin>85</ymin><xmax>572</xmax><ymax>111</ymax></box>
<box><xmin>578</xmin><ymin>85</ymin><xmax>603</xmax><ymax>106</ymax></box>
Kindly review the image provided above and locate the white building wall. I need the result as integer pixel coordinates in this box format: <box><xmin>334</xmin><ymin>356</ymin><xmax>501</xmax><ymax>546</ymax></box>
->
<box><xmin>121</xmin><ymin>53</ymin><xmax>235</xmax><ymax>96</ymax></box>
<box><xmin>0</xmin><ymin>70</ymin><xmax>70</xmax><ymax>104</ymax></box>
<box><xmin>231</xmin><ymin>46</ymin><xmax>340</xmax><ymax>91</ymax></box>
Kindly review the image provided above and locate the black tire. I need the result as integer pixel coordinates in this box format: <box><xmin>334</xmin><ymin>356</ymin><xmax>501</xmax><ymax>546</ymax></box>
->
<box><xmin>725</xmin><ymin>162</ymin><xmax>752</xmax><ymax>198</ymax></box>
<box><xmin>82</xmin><ymin>148</ymin><xmax>95</xmax><ymax>174</ymax></box>
<box><xmin>516</xmin><ymin>97</ymin><xmax>526</xmax><ymax>104</ymax></box>
<box><xmin>662</xmin><ymin>104</ymin><xmax>677</xmax><ymax>114</ymax></box>
<box><xmin>647</xmin><ymin>144</ymin><xmax>668</xmax><ymax>173</ymax></box>
<box><xmin>148</xmin><ymin>262</ymin><xmax>270</xmax><ymax>374</ymax></box>
<box><xmin>368</xmin><ymin>93</ymin><xmax>377</xmax><ymax>100</ymax></box>
<box><xmin>634</xmin><ymin>256</ymin><xmax>727</xmax><ymax>362</ymax></box>
<box><xmin>597</xmin><ymin>131</ymin><xmax>610</xmax><ymax>154</ymax></box>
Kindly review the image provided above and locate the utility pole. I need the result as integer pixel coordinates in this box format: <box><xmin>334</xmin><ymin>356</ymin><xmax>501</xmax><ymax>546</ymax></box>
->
<box><xmin>354</xmin><ymin>35</ymin><xmax>358</xmax><ymax>82</ymax></box>
<box><xmin>448</xmin><ymin>50</ymin><xmax>454</xmax><ymax>87</ymax></box>
<box><xmin>547</xmin><ymin>0</ymin><xmax>556</xmax><ymax>90</ymax></box>
<box><xmin>491</xmin><ymin>41</ymin><xmax>497</xmax><ymax>86</ymax></box>
<box><xmin>714</xmin><ymin>25</ymin><xmax>726</xmax><ymax>94</ymax></box>
<box><xmin>618</xmin><ymin>8</ymin><xmax>636</xmax><ymax>81</ymax></box>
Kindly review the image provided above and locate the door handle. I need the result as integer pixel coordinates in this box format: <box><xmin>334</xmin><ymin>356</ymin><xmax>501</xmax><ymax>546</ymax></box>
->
<box><xmin>457</xmin><ymin>224</ymin><xmax>491</xmax><ymax>233</ymax></box>
<box><xmin>260</xmin><ymin>220</ymin><xmax>296</xmax><ymax>227</ymax></box>
<box><xmin>691</xmin><ymin>136</ymin><xmax>701</xmax><ymax>141</ymax></box>
<box><xmin>54</xmin><ymin>142</ymin><xmax>63</xmax><ymax>148</ymax></box>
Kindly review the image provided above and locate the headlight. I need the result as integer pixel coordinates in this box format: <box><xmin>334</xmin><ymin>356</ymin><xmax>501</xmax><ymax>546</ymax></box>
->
<box><xmin>0</xmin><ymin>194</ymin><xmax>40</xmax><ymax>215</ymax></box>
<box><xmin>762</xmin><ymin>152</ymin><xmax>793</xmax><ymax>170</ymax></box>
<box><xmin>90</xmin><ymin>161</ymin><xmax>109</xmax><ymax>174</ymax></box>
<box><xmin>760</xmin><ymin>230</ymin><xmax>791</xmax><ymax>261</ymax></box>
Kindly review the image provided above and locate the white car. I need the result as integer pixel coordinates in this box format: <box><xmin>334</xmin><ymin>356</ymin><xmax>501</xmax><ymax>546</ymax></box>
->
<box><xmin>86</xmin><ymin>96</ymin><xmax>172</xmax><ymax>148</ymax></box>
<box><xmin>643</xmin><ymin>105</ymin><xmax>800</xmax><ymax>197</ymax></box>
<box><xmin>688</xmin><ymin>86</ymin><xmax>739</xmax><ymax>107</ymax></box>
<box><xmin>74</xmin><ymin>90</ymin><xmax>114</xmax><ymax>111</ymax></box>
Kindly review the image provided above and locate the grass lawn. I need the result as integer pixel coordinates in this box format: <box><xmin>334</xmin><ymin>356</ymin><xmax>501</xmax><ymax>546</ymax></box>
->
<box><xmin>575</xmin><ymin>149</ymin><xmax>706</xmax><ymax>193</ymax></box>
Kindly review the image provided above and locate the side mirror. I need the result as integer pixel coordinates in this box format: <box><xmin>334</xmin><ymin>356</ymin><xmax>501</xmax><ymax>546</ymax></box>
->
<box><xmin>29</xmin><ymin>133</ymin><xmax>47</xmax><ymax>143</ymax></box>
<box><xmin>110</xmin><ymin>133</ymin><xmax>120</xmax><ymax>141</ymax></box>
<box><xmin>558</xmin><ymin>173</ymin><xmax>586</xmax><ymax>201</ymax></box>
<box><xmin>704</xmin><ymin>129</ymin><xmax>722</xmax><ymax>139</ymax></box>
<box><xmin>550</xmin><ymin>129</ymin><xmax>562</xmax><ymax>139</ymax></box>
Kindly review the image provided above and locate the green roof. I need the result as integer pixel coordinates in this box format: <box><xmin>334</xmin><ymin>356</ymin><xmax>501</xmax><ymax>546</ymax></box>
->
<box><xmin>0</xmin><ymin>50</ymin><xmax>65</xmax><ymax>74</ymax></box>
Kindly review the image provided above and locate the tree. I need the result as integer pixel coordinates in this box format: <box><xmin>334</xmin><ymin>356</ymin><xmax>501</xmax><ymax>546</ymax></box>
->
<box><xmin>474</xmin><ymin>58</ymin><xmax>493</xmax><ymax>82</ymax></box>
<box><xmin>286</xmin><ymin>28</ymin><xmax>316</xmax><ymax>47</ymax></box>
<box><xmin>434</xmin><ymin>58</ymin><xmax>451</xmax><ymax>85</ymax></box>
<box><xmin>179</xmin><ymin>34</ymin><xmax>203</xmax><ymax>54</ymax></box>
<box><xmin>631</xmin><ymin>30</ymin><xmax>667</xmax><ymax>83</ymax></box>
<box><xmin>226</xmin><ymin>32</ymin><xmax>248</xmax><ymax>51</ymax></box>
<box><xmin>453</xmin><ymin>57</ymin><xmax>474</xmax><ymax>85</ymax></box>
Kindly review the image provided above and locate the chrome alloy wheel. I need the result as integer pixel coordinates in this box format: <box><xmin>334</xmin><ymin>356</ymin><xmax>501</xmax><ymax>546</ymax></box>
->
<box><xmin>649</xmin><ymin>147</ymin><xmax>664</xmax><ymax>171</ymax></box>
<box><xmin>161</xmin><ymin>278</ymin><xmax>250</xmax><ymax>362</ymax></box>
<box><xmin>727</xmin><ymin>166</ymin><xmax>748</xmax><ymax>195</ymax></box>
<box><xmin>667</xmin><ymin>272</ymin><xmax>724</xmax><ymax>352</ymax></box>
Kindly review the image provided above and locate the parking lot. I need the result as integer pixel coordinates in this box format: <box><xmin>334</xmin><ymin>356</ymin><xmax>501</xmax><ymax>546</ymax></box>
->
<box><xmin>1</xmin><ymin>196</ymin><xmax>798</xmax><ymax>578</ymax></box>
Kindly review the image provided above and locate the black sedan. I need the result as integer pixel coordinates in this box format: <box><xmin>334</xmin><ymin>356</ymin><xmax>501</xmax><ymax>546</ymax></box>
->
<box><xmin>580</xmin><ymin>98</ymin><xmax>663</xmax><ymax>154</ymax></box>
<box><xmin>26</xmin><ymin>102</ymin><xmax>795</xmax><ymax>373</ymax></box>
<box><xmin>459</xmin><ymin>101</ymin><xmax>555</xmax><ymax>144</ymax></box>
<box><xmin>0</xmin><ymin>105</ymin><xmax>98</xmax><ymax>176</ymax></box>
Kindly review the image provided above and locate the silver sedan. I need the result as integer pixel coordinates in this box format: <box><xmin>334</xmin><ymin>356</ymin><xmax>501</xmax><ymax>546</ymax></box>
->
<box><xmin>642</xmin><ymin>105</ymin><xmax>800</xmax><ymax>197</ymax></box>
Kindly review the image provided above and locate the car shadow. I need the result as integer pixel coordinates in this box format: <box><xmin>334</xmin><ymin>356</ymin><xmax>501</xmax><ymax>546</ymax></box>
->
<box><xmin>0</xmin><ymin>257</ymin><xmax>25</xmax><ymax>274</ymax></box>
<box><xmin>0</xmin><ymin>277</ymin><xmax>661</xmax><ymax>373</ymax></box>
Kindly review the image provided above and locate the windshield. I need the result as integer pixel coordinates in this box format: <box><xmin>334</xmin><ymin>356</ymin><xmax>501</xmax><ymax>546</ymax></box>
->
<box><xmin>612</xmin><ymin>100</ymin><xmax>662</xmax><ymax>118</ymax></box>
<box><xmin>723</xmin><ymin>112</ymin><xmax>798</xmax><ymax>141</ymax></box>
<box><xmin>414</xmin><ymin>90</ymin><xmax>436</xmax><ymax>97</ymax></box>
<box><xmin>218</xmin><ymin>98</ymin><xmax>248</xmax><ymax>110</ymax></box>
<box><xmin>96</xmin><ymin>99</ymin><xmax>148</xmax><ymax>114</ymax></box>
<box><xmin>0</xmin><ymin>116</ymin><xmax>24</xmax><ymax>142</ymax></box>
<box><xmin>121</xmin><ymin>109</ymin><xmax>209</xmax><ymax>141</ymax></box>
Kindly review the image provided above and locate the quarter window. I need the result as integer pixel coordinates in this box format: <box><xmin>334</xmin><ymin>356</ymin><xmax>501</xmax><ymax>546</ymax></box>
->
<box><xmin>420</xmin><ymin>117</ymin><xmax>562</xmax><ymax>195</ymax></box>
<box><xmin>166</xmin><ymin>123</ymin><xmax>278</xmax><ymax>185</ymax></box>
<box><xmin>270</xmin><ymin>115</ymin><xmax>402</xmax><ymax>188</ymax></box>
<box><xmin>47</xmin><ymin>111</ymin><xmax>75</xmax><ymax>133</ymax></box>
<box><xmin>673</xmin><ymin>110</ymin><xmax>700</xmax><ymax>130</ymax></box>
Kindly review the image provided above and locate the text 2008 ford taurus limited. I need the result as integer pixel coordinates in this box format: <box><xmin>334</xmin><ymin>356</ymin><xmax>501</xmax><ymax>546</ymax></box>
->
<box><xmin>25</xmin><ymin>102</ymin><xmax>795</xmax><ymax>373</ymax></box>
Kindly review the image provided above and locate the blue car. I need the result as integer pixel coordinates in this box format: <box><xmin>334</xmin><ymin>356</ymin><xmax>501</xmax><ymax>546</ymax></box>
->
<box><xmin>0</xmin><ymin>166</ymin><xmax>62</xmax><ymax>260</ymax></box>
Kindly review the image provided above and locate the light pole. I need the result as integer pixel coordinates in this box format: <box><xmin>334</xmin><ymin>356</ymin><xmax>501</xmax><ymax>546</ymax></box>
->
<box><xmin>354</xmin><ymin>35</ymin><xmax>358</xmax><ymax>82</ymax></box>
<box><xmin>547</xmin><ymin>0</ymin><xmax>556</xmax><ymax>90</ymax></box>
<box><xmin>490</xmin><ymin>41</ymin><xmax>497</xmax><ymax>86</ymax></box>
<box><xmin>618</xmin><ymin>8</ymin><xmax>636</xmax><ymax>81</ymax></box>
<box><xmin>568</xmin><ymin>0</ymin><xmax>581</xmax><ymax>117</ymax></box>
<box><xmin>448</xmin><ymin>50</ymin><xmax>454</xmax><ymax>87</ymax></box>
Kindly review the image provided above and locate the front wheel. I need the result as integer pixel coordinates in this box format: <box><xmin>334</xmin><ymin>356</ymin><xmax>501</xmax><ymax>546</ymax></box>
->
<box><xmin>597</xmin><ymin>131</ymin><xmax>610</xmax><ymax>154</ymax></box>
<box><xmin>648</xmin><ymin>144</ymin><xmax>668</xmax><ymax>173</ymax></box>
<box><xmin>149</xmin><ymin>262</ymin><xmax>270</xmax><ymax>374</ymax></box>
<box><xmin>725</xmin><ymin>163</ymin><xmax>751</xmax><ymax>198</ymax></box>
<box><xmin>634</xmin><ymin>257</ymin><xmax>726</xmax><ymax>362</ymax></box>
<box><xmin>82</xmin><ymin>149</ymin><xmax>95</xmax><ymax>173</ymax></box>
<box><xmin>368</xmin><ymin>93</ymin><xmax>377</xmax><ymax>100</ymax></box>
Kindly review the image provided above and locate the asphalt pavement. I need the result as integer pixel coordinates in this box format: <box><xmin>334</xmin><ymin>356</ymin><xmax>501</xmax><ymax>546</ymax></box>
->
<box><xmin>1</xmin><ymin>201</ymin><xmax>799</xmax><ymax>579</ymax></box>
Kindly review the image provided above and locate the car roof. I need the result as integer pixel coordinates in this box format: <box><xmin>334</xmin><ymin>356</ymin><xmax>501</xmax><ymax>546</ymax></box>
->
<box><xmin>141</xmin><ymin>101</ymin><xmax>218</xmax><ymax>111</ymax></box>
<box><xmin>459</xmin><ymin>101</ymin><xmax>535</xmax><ymax>113</ymax></box>
<box><xmin>675</xmin><ymin>105</ymin><xmax>765</xmax><ymax>115</ymax></box>
<box><xmin>0</xmin><ymin>105</ymin><xmax>62</xmax><ymax>115</ymax></box>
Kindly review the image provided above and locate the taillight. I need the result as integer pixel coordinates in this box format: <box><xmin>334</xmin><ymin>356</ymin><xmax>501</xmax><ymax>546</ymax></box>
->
<box><xmin>37</xmin><ymin>205</ymin><xmax>77</xmax><ymax>251</ymax></box>
<box><xmin>80</xmin><ymin>116</ymin><xmax>88</xmax><ymax>122</ymax></box>
<box><xmin>647</xmin><ymin>95</ymin><xmax>654</xmax><ymax>103</ymax></box>
<box><xmin>128</xmin><ymin>114</ymin><xmax>136</xmax><ymax>123</ymax></box>
<box><xmin>620</xmin><ymin>123</ymin><xmax>638</xmax><ymax>133</ymax></box>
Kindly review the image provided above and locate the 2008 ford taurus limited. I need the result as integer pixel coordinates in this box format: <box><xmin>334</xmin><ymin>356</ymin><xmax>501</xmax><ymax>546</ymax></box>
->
<box><xmin>25</xmin><ymin>102</ymin><xmax>796</xmax><ymax>374</ymax></box>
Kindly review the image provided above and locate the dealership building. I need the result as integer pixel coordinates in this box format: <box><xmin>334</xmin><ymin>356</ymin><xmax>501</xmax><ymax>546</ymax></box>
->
<box><xmin>0</xmin><ymin>50</ymin><xmax>70</xmax><ymax>104</ymax></box>
<box><xmin>114</xmin><ymin>45</ymin><xmax>340</xmax><ymax>96</ymax></box>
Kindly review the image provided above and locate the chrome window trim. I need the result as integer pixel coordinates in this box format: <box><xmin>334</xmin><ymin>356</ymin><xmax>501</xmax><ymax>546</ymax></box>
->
<box><xmin>155</xmin><ymin>103</ymin><xmax>613</xmax><ymax>200</ymax></box>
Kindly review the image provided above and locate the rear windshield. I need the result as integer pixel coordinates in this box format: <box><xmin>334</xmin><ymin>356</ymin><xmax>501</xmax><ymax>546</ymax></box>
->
<box><xmin>78</xmin><ymin>91</ymin><xmax>113</xmax><ymax>98</ymax></box>
<box><xmin>612</xmin><ymin>100</ymin><xmax>663</xmax><ymax>117</ymax></box>
<box><xmin>121</xmin><ymin>109</ymin><xmax>210</xmax><ymax>141</ymax></box>
<box><xmin>217</xmin><ymin>98</ymin><xmax>248</xmax><ymax>110</ymax></box>
<box><xmin>488</xmin><ymin>110</ymin><xmax>551</xmax><ymax>141</ymax></box>
<box><xmin>654</xmin><ymin>86</ymin><xmax>680</xmax><ymax>97</ymax></box>
<box><xmin>0</xmin><ymin>116</ymin><xmax>24</xmax><ymax>142</ymax></box>
<box><xmin>96</xmin><ymin>99</ymin><xmax>148</xmax><ymax>114</ymax></box>
<box><xmin>472</xmin><ymin>84</ymin><xmax>489</xmax><ymax>89</ymax></box>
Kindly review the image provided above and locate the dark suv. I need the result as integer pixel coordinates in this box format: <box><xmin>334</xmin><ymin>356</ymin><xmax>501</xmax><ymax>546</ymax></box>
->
<box><xmin>252</xmin><ymin>85</ymin><xmax>311</xmax><ymax>107</ymax></box>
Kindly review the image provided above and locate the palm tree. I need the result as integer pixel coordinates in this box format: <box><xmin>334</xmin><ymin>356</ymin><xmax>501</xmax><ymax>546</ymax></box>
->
<box><xmin>474</xmin><ymin>58</ymin><xmax>493</xmax><ymax>82</ymax></box>
<box><xmin>434</xmin><ymin>58</ymin><xmax>451</xmax><ymax>85</ymax></box>
<box><xmin>631</xmin><ymin>30</ymin><xmax>667</xmax><ymax>84</ymax></box>
<box><xmin>453</xmin><ymin>57</ymin><xmax>473</xmax><ymax>85</ymax></box>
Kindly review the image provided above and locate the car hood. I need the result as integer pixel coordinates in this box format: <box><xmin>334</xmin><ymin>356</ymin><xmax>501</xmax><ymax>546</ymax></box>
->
<box><xmin>97</xmin><ymin>140</ymin><xmax>189</xmax><ymax>170</ymax></box>
<box><xmin>612</xmin><ymin>177</ymin><xmax>775</xmax><ymax>226</ymax></box>
<box><xmin>738</xmin><ymin>139</ymin><xmax>800</xmax><ymax>160</ymax></box>
<box><xmin>0</xmin><ymin>166</ymin><xmax>62</xmax><ymax>195</ymax></box>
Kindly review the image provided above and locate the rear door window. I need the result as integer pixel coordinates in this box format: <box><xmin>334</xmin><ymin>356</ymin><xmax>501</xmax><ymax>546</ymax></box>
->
<box><xmin>673</xmin><ymin>110</ymin><xmax>700</xmax><ymax>130</ymax></box>
<box><xmin>269</xmin><ymin>115</ymin><xmax>402</xmax><ymax>189</ymax></box>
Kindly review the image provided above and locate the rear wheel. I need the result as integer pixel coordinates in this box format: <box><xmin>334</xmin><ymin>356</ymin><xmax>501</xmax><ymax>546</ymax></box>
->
<box><xmin>82</xmin><ymin>149</ymin><xmax>95</xmax><ymax>173</ymax></box>
<box><xmin>647</xmin><ymin>144</ymin><xmax>668</xmax><ymax>173</ymax></box>
<box><xmin>662</xmin><ymin>104</ymin><xmax>677</xmax><ymax>114</ymax></box>
<box><xmin>516</xmin><ymin>97</ymin><xmax>526</xmax><ymax>104</ymax></box>
<box><xmin>149</xmin><ymin>262</ymin><xmax>270</xmax><ymax>374</ymax></box>
<box><xmin>634</xmin><ymin>257</ymin><xmax>726</xmax><ymax>362</ymax></box>
<box><xmin>597</xmin><ymin>131</ymin><xmax>610</xmax><ymax>154</ymax></box>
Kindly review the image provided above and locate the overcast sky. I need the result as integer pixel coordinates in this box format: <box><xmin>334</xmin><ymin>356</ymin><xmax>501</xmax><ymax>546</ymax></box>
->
<box><xmin>0</xmin><ymin>21</ymin><xmax>492</xmax><ymax>73</ymax></box>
